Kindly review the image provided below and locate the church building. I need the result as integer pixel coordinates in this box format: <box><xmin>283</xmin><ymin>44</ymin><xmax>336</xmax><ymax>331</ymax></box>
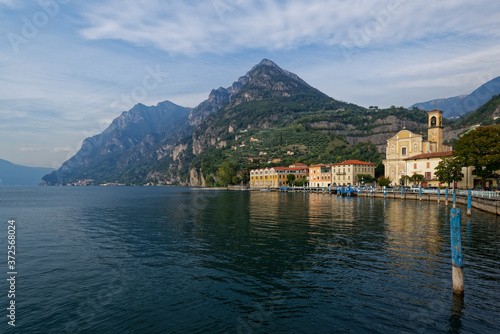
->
<box><xmin>383</xmin><ymin>109</ymin><xmax>453</xmax><ymax>185</ymax></box>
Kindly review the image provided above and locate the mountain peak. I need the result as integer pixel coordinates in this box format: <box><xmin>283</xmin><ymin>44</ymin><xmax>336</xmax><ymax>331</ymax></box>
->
<box><xmin>255</xmin><ymin>58</ymin><xmax>280</xmax><ymax>69</ymax></box>
<box><xmin>188</xmin><ymin>59</ymin><xmax>315</xmax><ymax>125</ymax></box>
<box><xmin>247</xmin><ymin>59</ymin><xmax>309</xmax><ymax>87</ymax></box>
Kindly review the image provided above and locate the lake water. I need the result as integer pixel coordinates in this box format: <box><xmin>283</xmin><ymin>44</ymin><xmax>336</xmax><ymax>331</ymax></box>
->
<box><xmin>0</xmin><ymin>187</ymin><xmax>499</xmax><ymax>333</ymax></box>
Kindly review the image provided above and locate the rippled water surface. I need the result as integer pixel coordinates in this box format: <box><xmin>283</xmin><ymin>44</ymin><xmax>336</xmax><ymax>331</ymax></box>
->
<box><xmin>0</xmin><ymin>187</ymin><xmax>499</xmax><ymax>333</ymax></box>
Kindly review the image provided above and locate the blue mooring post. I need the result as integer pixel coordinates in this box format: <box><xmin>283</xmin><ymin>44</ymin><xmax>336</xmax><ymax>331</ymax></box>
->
<box><xmin>450</xmin><ymin>208</ymin><xmax>464</xmax><ymax>294</ymax></box>
<box><xmin>401</xmin><ymin>186</ymin><xmax>404</xmax><ymax>200</ymax></box>
<box><xmin>453</xmin><ymin>189</ymin><xmax>457</xmax><ymax>208</ymax></box>
<box><xmin>467</xmin><ymin>190</ymin><xmax>472</xmax><ymax>216</ymax></box>
<box><xmin>419</xmin><ymin>186</ymin><xmax>422</xmax><ymax>201</ymax></box>
<box><xmin>437</xmin><ymin>188</ymin><xmax>440</xmax><ymax>203</ymax></box>
<box><xmin>446</xmin><ymin>188</ymin><xmax>449</xmax><ymax>206</ymax></box>
<box><xmin>370</xmin><ymin>186</ymin><xmax>373</xmax><ymax>197</ymax></box>
<box><xmin>383</xmin><ymin>186</ymin><xmax>387</xmax><ymax>197</ymax></box>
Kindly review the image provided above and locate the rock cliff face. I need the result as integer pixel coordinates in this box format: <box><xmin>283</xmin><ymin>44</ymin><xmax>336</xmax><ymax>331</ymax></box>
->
<box><xmin>191</xmin><ymin>59</ymin><xmax>331</xmax><ymax>156</ymax></box>
<box><xmin>188</xmin><ymin>59</ymin><xmax>310</xmax><ymax>127</ymax></box>
<box><xmin>43</xmin><ymin>101</ymin><xmax>191</xmax><ymax>185</ymax></box>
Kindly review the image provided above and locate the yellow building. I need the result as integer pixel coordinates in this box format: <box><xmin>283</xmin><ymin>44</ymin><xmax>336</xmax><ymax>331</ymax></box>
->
<box><xmin>383</xmin><ymin>109</ymin><xmax>452</xmax><ymax>185</ymax></box>
<box><xmin>250</xmin><ymin>165</ymin><xmax>308</xmax><ymax>189</ymax></box>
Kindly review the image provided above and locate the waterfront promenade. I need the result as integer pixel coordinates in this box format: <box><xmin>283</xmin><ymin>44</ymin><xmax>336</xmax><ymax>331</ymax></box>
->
<box><xmin>254</xmin><ymin>186</ymin><xmax>500</xmax><ymax>216</ymax></box>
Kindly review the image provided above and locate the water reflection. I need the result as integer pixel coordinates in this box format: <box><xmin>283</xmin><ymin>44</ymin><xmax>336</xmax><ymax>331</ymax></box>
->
<box><xmin>449</xmin><ymin>293</ymin><xmax>464</xmax><ymax>333</ymax></box>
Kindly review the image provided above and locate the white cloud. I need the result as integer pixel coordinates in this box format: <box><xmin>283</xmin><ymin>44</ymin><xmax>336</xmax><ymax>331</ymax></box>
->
<box><xmin>80</xmin><ymin>0</ymin><xmax>500</xmax><ymax>55</ymax></box>
<box><xmin>0</xmin><ymin>0</ymin><xmax>16</xmax><ymax>7</ymax></box>
<box><xmin>52</xmin><ymin>147</ymin><xmax>71</xmax><ymax>153</ymax></box>
<box><xmin>20</xmin><ymin>145</ymin><xmax>39</xmax><ymax>152</ymax></box>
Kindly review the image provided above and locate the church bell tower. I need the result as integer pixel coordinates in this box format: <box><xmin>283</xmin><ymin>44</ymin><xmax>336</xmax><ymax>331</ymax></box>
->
<box><xmin>428</xmin><ymin>109</ymin><xmax>444</xmax><ymax>152</ymax></box>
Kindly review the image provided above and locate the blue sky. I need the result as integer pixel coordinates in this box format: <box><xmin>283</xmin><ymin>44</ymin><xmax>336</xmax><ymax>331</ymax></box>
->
<box><xmin>1</xmin><ymin>0</ymin><xmax>500</xmax><ymax>168</ymax></box>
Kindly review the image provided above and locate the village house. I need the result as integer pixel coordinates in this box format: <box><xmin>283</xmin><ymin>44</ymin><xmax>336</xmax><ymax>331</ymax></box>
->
<box><xmin>331</xmin><ymin>160</ymin><xmax>376</xmax><ymax>186</ymax></box>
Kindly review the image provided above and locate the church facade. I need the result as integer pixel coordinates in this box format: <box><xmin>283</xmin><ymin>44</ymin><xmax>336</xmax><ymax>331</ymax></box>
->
<box><xmin>383</xmin><ymin>109</ymin><xmax>453</xmax><ymax>186</ymax></box>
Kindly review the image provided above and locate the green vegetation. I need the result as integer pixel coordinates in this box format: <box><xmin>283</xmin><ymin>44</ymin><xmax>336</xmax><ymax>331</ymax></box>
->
<box><xmin>410</xmin><ymin>174</ymin><xmax>425</xmax><ymax>186</ymax></box>
<box><xmin>400</xmin><ymin>175</ymin><xmax>410</xmax><ymax>186</ymax></box>
<box><xmin>357</xmin><ymin>174</ymin><xmax>374</xmax><ymax>184</ymax></box>
<box><xmin>216</xmin><ymin>161</ymin><xmax>237</xmax><ymax>186</ymax></box>
<box><xmin>377</xmin><ymin>176</ymin><xmax>392</xmax><ymax>187</ymax></box>
<box><xmin>454</xmin><ymin>126</ymin><xmax>500</xmax><ymax>186</ymax></box>
<box><xmin>435</xmin><ymin>157</ymin><xmax>464</xmax><ymax>188</ymax></box>
<box><xmin>456</xmin><ymin>94</ymin><xmax>500</xmax><ymax>127</ymax></box>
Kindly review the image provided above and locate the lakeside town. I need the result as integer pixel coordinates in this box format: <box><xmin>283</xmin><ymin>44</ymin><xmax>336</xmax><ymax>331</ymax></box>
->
<box><xmin>250</xmin><ymin>109</ymin><xmax>499</xmax><ymax>191</ymax></box>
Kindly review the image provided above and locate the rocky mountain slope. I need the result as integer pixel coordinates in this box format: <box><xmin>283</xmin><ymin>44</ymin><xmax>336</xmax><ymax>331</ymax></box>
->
<box><xmin>457</xmin><ymin>94</ymin><xmax>500</xmax><ymax>126</ymax></box>
<box><xmin>43</xmin><ymin>101</ymin><xmax>191</xmax><ymax>185</ymax></box>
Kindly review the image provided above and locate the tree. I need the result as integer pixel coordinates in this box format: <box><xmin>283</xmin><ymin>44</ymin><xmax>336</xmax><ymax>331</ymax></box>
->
<box><xmin>216</xmin><ymin>161</ymin><xmax>237</xmax><ymax>186</ymax></box>
<box><xmin>400</xmin><ymin>175</ymin><xmax>410</xmax><ymax>186</ymax></box>
<box><xmin>287</xmin><ymin>174</ymin><xmax>296</xmax><ymax>185</ymax></box>
<box><xmin>435</xmin><ymin>157</ymin><xmax>464</xmax><ymax>188</ymax></box>
<box><xmin>410</xmin><ymin>174</ymin><xmax>425</xmax><ymax>186</ymax></box>
<box><xmin>375</xmin><ymin>163</ymin><xmax>385</xmax><ymax>178</ymax></box>
<box><xmin>454</xmin><ymin>126</ymin><xmax>500</xmax><ymax>187</ymax></box>
<box><xmin>205</xmin><ymin>175</ymin><xmax>216</xmax><ymax>187</ymax></box>
<box><xmin>377</xmin><ymin>176</ymin><xmax>392</xmax><ymax>187</ymax></box>
<box><xmin>357</xmin><ymin>174</ymin><xmax>374</xmax><ymax>184</ymax></box>
<box><xmin>240</xmin><ymin>169</ymin><xmax>250</xmax><ymax>185</ymax></box>
<box><xmin>294</xmin><ymin>178</ymin><xmax>307</xmax><ymax>187</ymax></box>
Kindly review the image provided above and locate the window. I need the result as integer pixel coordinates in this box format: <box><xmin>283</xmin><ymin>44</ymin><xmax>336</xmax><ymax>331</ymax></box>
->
<box><xmin>414</xmin><ymin>163</ymin><xmax>417</xmax><ymax>169</ymax></box>
<box><xmin>426</xmin><ymin>162</ymin><xmax>430</xmax><ymax>168</ymax></box>
<box><xmin>414</xmin><ymin>143</ymin><xmax>418</xmax><ymax>151</ymax></box>
<box><xmin>425</xmin><ymin>172</ymin><xmax>431</xmax><ymax>179</ymax></box>
<box><xmin>402</xmin><ymin>147</ymin><xmax>407</xmax><ymax>155</ymax></box>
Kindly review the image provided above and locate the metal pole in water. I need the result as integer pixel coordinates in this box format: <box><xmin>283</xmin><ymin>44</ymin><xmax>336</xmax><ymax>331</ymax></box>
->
<box><xmin>384</xmin><ymin>186</ymin><xmax>386</xmax><ymax>197</ymax></box>
<box><xmin>401</xmin><ymin>186</ymin><xmax>404</xmax><ymax>200</ymax></box>
<box><xmin>467</xmin><ymin>190</ymin><xmax>472</xmax><ymax>216</ymax></box>
<box><xmin>438</xmin><ymin>188</ymin><xmax>440</xmax><ymax>203</ymax></box>
<box><xmin>453</xmin><ymin>189</ymin><xmax>457</xmax><ymax>209</ymax></box>
<box><xmin>450</xmin><ymin>208</ymin><xmax>464</xmax><ymax>294</ymax></box>
<box><xmin>446</xmin><ymin>188</ymin><xmax>449</xmax><ymax>206</ymax></box>
<box><xmin>419</xmin><ymin>186</ymin><xmax>422</xmax><ymax>201</ymax></box>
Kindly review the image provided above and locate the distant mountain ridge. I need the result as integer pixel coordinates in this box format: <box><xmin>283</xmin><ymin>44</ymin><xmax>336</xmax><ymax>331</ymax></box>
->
<box><xmin>458</xmin><ymin>94</ymin><xmax>500</xmax><ymax>126</ymax></box>
<box><xmin>0</xmin><ymin>159</ymin><xmax>53</xmax><ymax>186</ymax></box>
<box><xmin>43</xmin><ymin>101</ymin><xmax>191</xmax><ymax>185</ymax></box>
<box><xmin>411</xmin><ymin>76</ymin><xmax>500</xmax><ymax>118</ymax></box>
